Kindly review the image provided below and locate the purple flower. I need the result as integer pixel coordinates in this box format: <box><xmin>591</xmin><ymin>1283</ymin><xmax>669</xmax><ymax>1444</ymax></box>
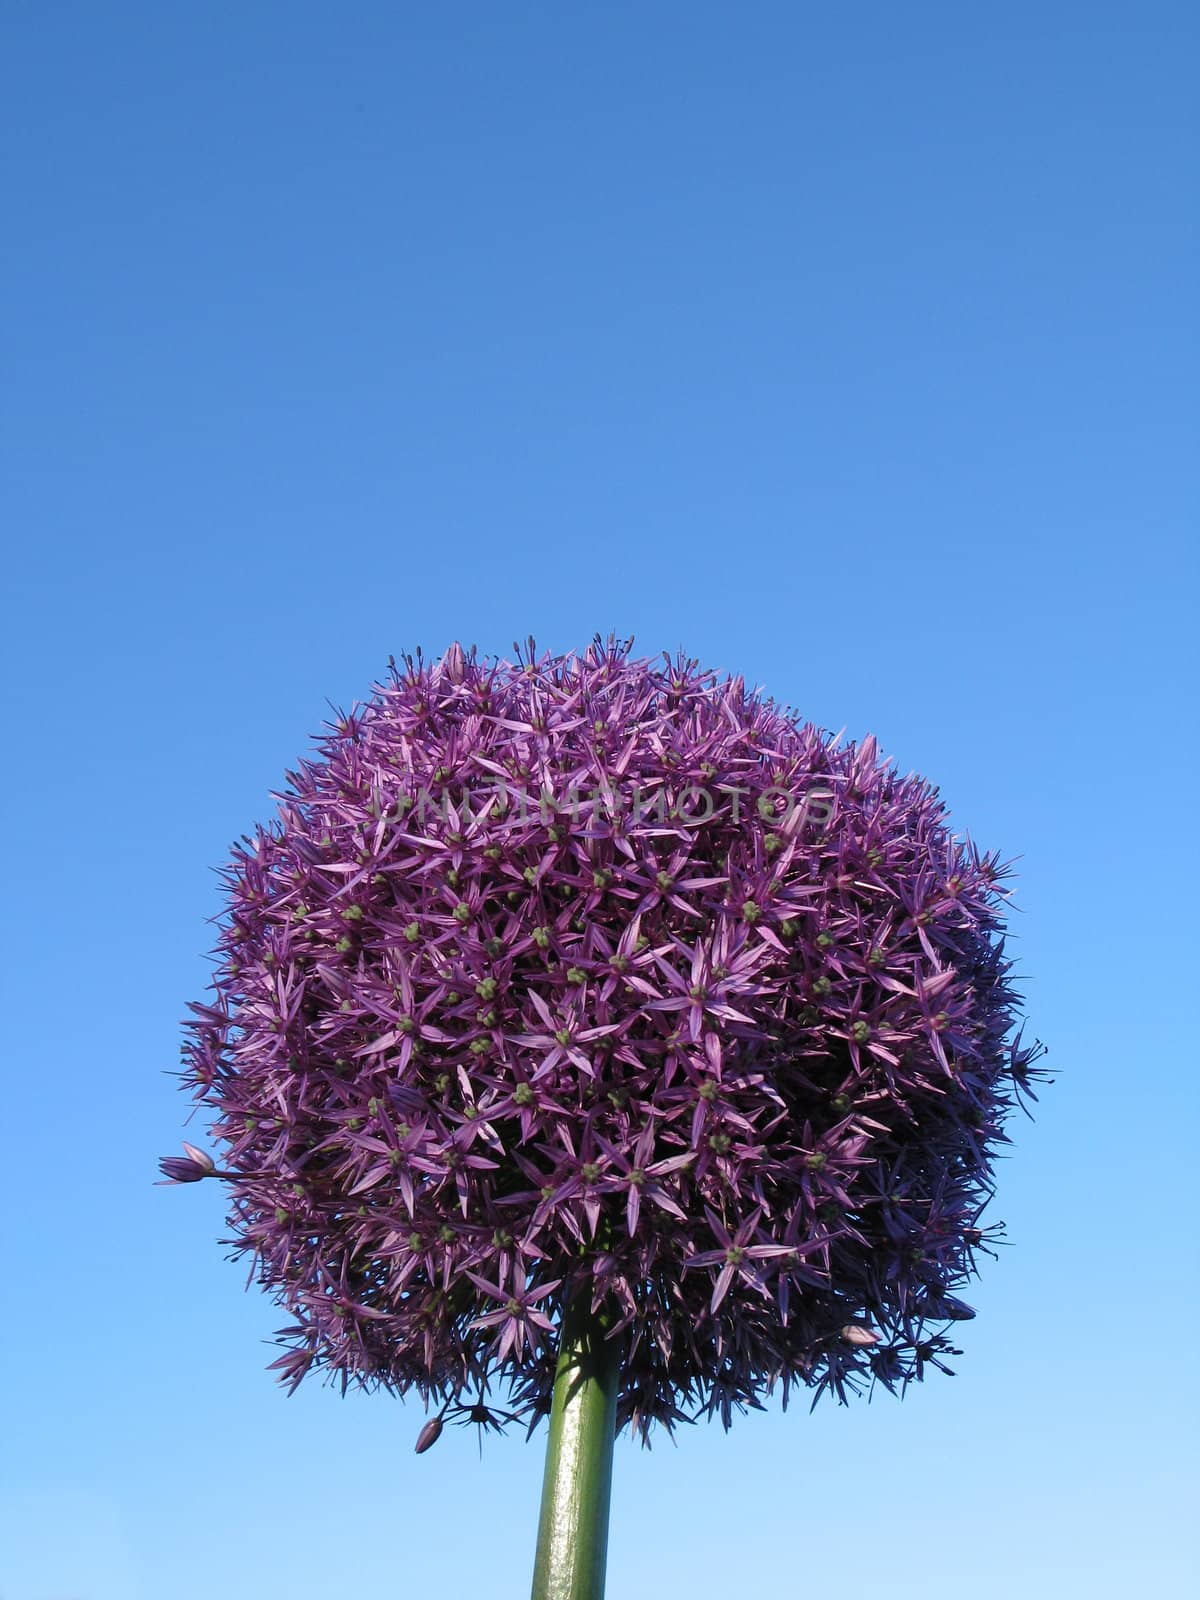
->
<box><xmin>165</xmin><ymin>637</ymin><xmax>1045</xmax><ymax>1440</ymax></box>
<box><xmin>685</xmin><ymin>1207</ymin><xmax>793</xmax><ymax>1312</ymax></box>
<box><xmin>466</xmin><ymin>1274</ymin><xmax>562</xmax><ymax>1364</ymax></box>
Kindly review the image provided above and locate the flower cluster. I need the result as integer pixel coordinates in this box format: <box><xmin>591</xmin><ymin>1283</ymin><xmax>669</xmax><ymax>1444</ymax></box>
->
<box><xmin>170</xmin><ymin>636</ymin><xmax>1044</xmax><ymax>1440</ymax></box>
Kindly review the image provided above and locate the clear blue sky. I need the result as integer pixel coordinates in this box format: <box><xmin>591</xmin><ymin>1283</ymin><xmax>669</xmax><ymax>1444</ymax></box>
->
<box><xmin>2</xmin><ymin>4</ymin><xmax>1196</xmax><ymax>1597</ymax></box>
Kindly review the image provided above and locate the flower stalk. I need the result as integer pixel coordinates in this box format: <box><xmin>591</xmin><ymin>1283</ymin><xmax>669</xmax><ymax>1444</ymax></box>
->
<box><xmin>530</xmin><ymin>1295</ymin><xmax>620</xmax><ymax>1600</ymax></box>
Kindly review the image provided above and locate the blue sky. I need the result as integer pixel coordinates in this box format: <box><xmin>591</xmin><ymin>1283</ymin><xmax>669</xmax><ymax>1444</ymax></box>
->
<box><xmin>2</xmin><ymin>4</ymin><xmax>1196</xmax><ymax>1597</ymax></box>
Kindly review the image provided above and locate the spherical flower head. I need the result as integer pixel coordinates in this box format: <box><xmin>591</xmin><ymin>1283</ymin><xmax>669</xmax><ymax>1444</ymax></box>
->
<box><xmin>175</xmin><ymin>636</ymin><xmax>1045</xmax><ymax>1440</ymax></box>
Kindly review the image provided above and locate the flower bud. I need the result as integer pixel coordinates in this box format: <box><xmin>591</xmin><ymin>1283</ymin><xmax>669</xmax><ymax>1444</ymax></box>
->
<box><xmin>414</xmin><ymin>1415</ymin><xmax>444</xmax><ymax>1454</ymax></box>
<box><xmin>938</xmin><ymin>1296</ymin><xmax>977</xmax><ymax>1321</ymax></box>
<box><xmin>443</xmin><ymin>641</ymin><xmax>466</xmax><ymax>684</ymax></box>
<box><xmin>840</xmin><ymin>1322</ymin><xmax>879</xmax><ymax>1347</ymax></box>
<box><xmin>156</xmin><ymin>1143</ymin><xmax>216</xmax><ymax>1184</ymax></box>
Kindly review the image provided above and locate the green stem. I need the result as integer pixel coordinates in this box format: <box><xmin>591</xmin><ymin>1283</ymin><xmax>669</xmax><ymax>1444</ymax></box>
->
<box><xmin>530</xmin><ymin>1294</ymin><xmax>620</xmax><ymax>1600</ymax></box>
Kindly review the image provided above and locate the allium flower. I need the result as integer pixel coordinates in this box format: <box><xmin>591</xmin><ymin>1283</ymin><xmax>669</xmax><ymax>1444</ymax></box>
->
<box><xmin>167</xmin><ymin>636</ymin><xmax>1045</xmax><ymax>1444</ymax></box>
